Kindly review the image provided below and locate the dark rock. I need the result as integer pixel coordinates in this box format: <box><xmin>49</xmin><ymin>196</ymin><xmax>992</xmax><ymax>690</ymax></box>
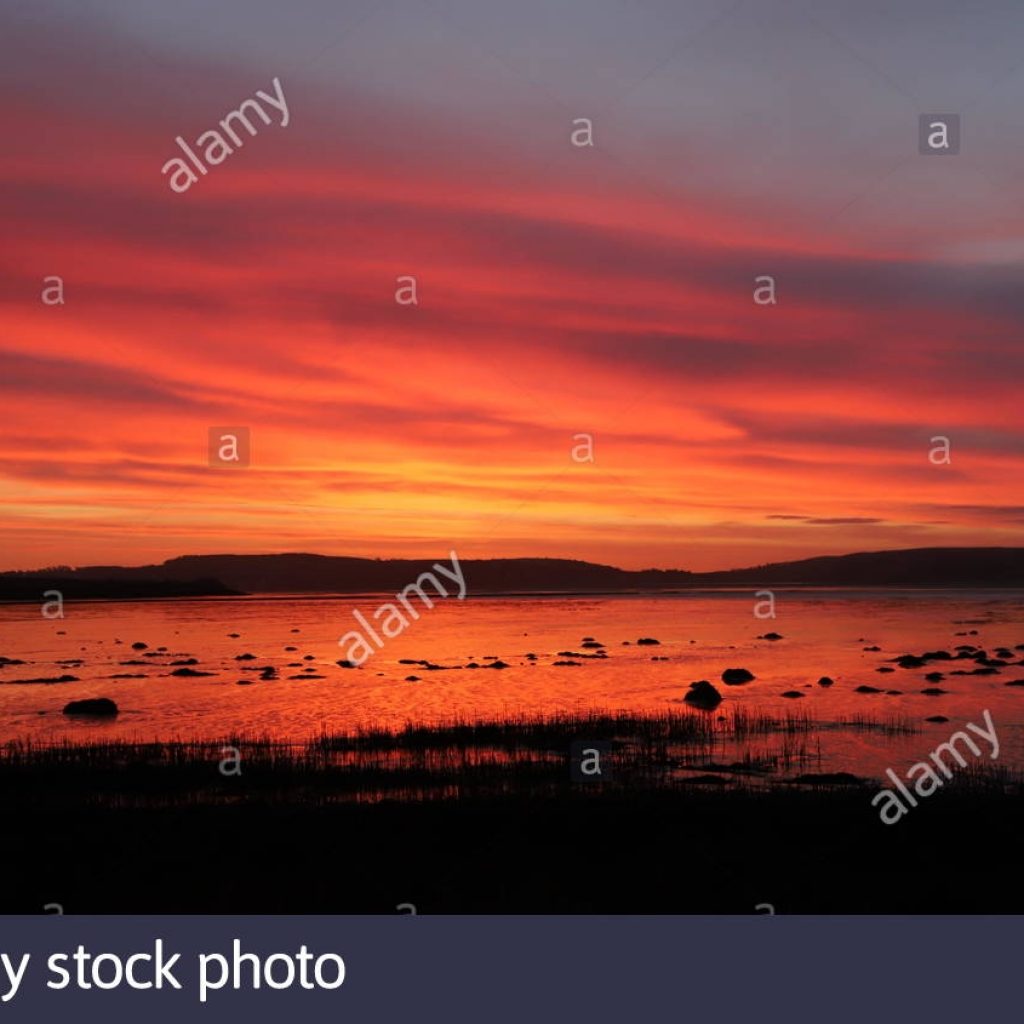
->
<box><xmin>636</xmin><ymin>638</ymin><xmax>660</xmax><ymax>646</ymax></box>
<box><xmin>876</xmin><ymin>667</ymin><xmax>895</xmax><ymax>673</ymax></box>
<box><xmin>336</xmin><ymin>659</ymin><xmax>358</xmax><ymax>669</ymax></box>
<box><xmin>169</xmin><ymin>658</ymin><xmax>198</xmax><ymax>666</ymax></box>
<box><xmin>863</xmin><ymin>645</ymin><xmax>881</xmax><ymax>652</ymax></box>
<box><xmin>758</xmin><ymin>632</ymin><xmax>784</xmax><ymax>641</ymax></box>
<box><xmin>924</xmin><ymin>672</ymin><xmax>944</xmax><ymax>682</ymax></box>
<box><xmin>895</xmin><ymin>655</ymin><xmax>927</xmax><ymax>669</ymax></box>
<box><xmin>886</xmin><ymin>690</ymin><xmax>903</xmax><ymax>695</ymax></box>
<box><xmin>488</xmin><ymin>660</ymin><xmax>510</xmax><ymax>669</ymax></box>
<box><xmin>63</xmin><ymin>697</ymin><xmax>118</xmax><ymax>717</ymax></box>
<box><xmin>170</xmin><ymin>668</ymin><xmax>216</xmax><ymax>677</ymax></box>
<box><xmin>553</xmin><ymin>660</ymin><xmax>581</xmax><ymax>667</ymax></box>
<box><xmin>234</xmin><ymin>653</ymin><xmax>257</xmax><ymax>661</ymax></box>
<box><xmin>721</xmin><ymin>668</ymin><xmax>755</xmax><ymax>685</ymax></box>
<box><xmin>0</xmin><ymin>656</ymin><xmax>26</xmax><ymax>666</ymax></box>
<box><xmin>236</xmin><ymin>679</ymin><xmax>254</xmax><ymax>686</ymax></box>
<box><xmin>581</xmin><ymin>640</ymin><xmax>605</xmax><ymax>649</ymax></box>
<box><xmin>817</xmin><ymin>676</ymin><xmax>834</xmax><ymax>687</ymax></box>
<box><xmin>1004</xmin><ymin>679</ymin><xmax>1024</xmax><ymax>687</ymax></box>
<box><xmin>7</xmin><ymin>675</ymin><xmax>78</xmax><ymax>685</ymax></box>
<box><xmin>920</xmin><ymin>687</ymin><xmax>948</xmax><ymax>695</ymax></box>
<box><xmin>926</xmin><ymin>715</ymin><xmax>950</xmax><ymax>723</ymax></box>
<box><xmin>131</xmin><ymin>642</ymin><xmax>147</xmax><ymax>650</ymax></box>
<box><xmin>780</xmin><ymin>690</ymin><xmax>804</xmax><ymax>699</ymax></box>
<box><xmin>684</xmin><ymin>680</ymin><xmax>723</xmax><ymax>709</ymax></box>
<box><xmin>854</xmin><ymin>685</ymin><xmax>883</xmax><ymax>694</ymax></box>
<box><xmin>405</xmin><ymin>675</ymin><xmax>420</xmax><ymax>682</ymax></box>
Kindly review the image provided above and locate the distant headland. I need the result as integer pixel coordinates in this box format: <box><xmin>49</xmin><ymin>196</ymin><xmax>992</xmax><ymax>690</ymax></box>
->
<box><xmin>1</xmin><ymin>547</ymin><xmax>1023</xmax><ymax>601</ymax></box>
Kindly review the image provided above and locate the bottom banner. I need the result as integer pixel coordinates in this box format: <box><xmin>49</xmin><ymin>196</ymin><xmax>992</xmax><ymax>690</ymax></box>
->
<box><xmin>0</xmin><ymin>916</ymin><xmax>1014</xmax><ymax>1021</ymax></box>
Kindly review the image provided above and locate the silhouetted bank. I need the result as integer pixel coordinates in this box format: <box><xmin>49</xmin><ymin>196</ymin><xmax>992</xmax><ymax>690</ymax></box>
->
<box><xmin>0</xmin><ymin>717</ymin><xmax>1016</xmax><ymax>913</ymax></box>
<box><xmin>3</xmin><ymin>547</ymin><xmax>1024</xmax><ymax>598</ymax></box>
<box><xmin>0</xmin><ymin>576</ymin><xmax>241</xmax><ymax>602</ymax></box>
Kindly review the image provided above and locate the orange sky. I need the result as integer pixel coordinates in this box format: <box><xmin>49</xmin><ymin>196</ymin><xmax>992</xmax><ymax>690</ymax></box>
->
<box><xmin>2</xmin><ymin>3</ymin><xmax>1024</xmax><ymax>572</ymax></box>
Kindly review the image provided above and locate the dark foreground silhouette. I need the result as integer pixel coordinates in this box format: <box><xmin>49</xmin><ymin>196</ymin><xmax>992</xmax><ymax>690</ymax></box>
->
<box><xmin>0</xmin><ymin>712</ymin><xmax>1018</xmax><ymax>913</ymax></box>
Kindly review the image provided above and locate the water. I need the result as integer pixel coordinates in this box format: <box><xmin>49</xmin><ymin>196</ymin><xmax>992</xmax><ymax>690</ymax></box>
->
<box><xmin>2</xmin><ymin>590</ymin><xmax>1023</xmax><ymax>778</ymax></box>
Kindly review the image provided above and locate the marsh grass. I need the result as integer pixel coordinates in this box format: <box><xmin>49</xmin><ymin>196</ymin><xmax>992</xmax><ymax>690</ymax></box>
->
<box><xmin>0</xmin><ymin>706</ymin><xmax>937</xmax><ymax>807</ymax></box>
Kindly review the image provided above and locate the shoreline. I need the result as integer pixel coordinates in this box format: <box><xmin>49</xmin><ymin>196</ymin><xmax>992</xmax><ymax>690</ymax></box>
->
<box><xmin>5</xmin><ymin>584</ymin><xmax>1024</xmax><ymax>607</ymax></box>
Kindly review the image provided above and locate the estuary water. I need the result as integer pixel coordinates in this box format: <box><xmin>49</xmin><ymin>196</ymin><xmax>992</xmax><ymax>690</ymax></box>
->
<box><xmin>2</xmin><ymin>589</ymin><xmax>1023</xmax><ymax>778</ymax></box>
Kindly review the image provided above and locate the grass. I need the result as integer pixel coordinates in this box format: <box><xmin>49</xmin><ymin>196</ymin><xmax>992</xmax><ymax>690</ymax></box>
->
<box><xmin>0</xmin><ymin>706</ymin><xmax>924</xmax><ymax>808</ymax></box>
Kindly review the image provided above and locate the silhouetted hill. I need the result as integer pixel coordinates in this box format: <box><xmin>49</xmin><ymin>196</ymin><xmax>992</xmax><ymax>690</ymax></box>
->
<box><xmin>2</xmin><ymin>548</ymin><xmax>1023</xmax><ymax>599</ymax></box>
<box><xmin>697</xmin><ymin>547</ymin><xmax>1024</xmax><ymax>587</ymax></box>
<box><xmin>37</xmin><ymin>555</ymin><xmax>693</xmax><ymax>594</ymax></box>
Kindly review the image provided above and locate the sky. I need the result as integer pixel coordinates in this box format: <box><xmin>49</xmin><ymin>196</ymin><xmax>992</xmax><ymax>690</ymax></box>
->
<box><xmin>2</xmin><ymin>0</ymin><xmax>1024</xmax><ymax>572</ymax></box>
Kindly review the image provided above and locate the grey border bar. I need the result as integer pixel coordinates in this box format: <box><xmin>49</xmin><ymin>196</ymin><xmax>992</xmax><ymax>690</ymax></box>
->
<box><xmin>0</xmin><ymin>916</ymin><xmax>1015</xmax><ymax>1021</ymax></box>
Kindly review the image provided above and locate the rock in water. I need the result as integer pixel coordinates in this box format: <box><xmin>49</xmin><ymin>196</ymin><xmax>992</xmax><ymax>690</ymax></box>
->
<box><xmin>721</xmin><ymin>667</ymin><xmax>755</xmax><ymax>685</ymax></box>
<box><xmin>63</xmin><ymin>697</ymin><xmax>118</xmax><ymax>717</ymax></box>
<box><xmin>684</xmin><ymin>680</ymin><xmax>722</xmax><ymax>709</ymax></box>
<box><xmin>817</xmin><ymin>676</ymin><xmax>834</xmax><ymax>687</ymax></box>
